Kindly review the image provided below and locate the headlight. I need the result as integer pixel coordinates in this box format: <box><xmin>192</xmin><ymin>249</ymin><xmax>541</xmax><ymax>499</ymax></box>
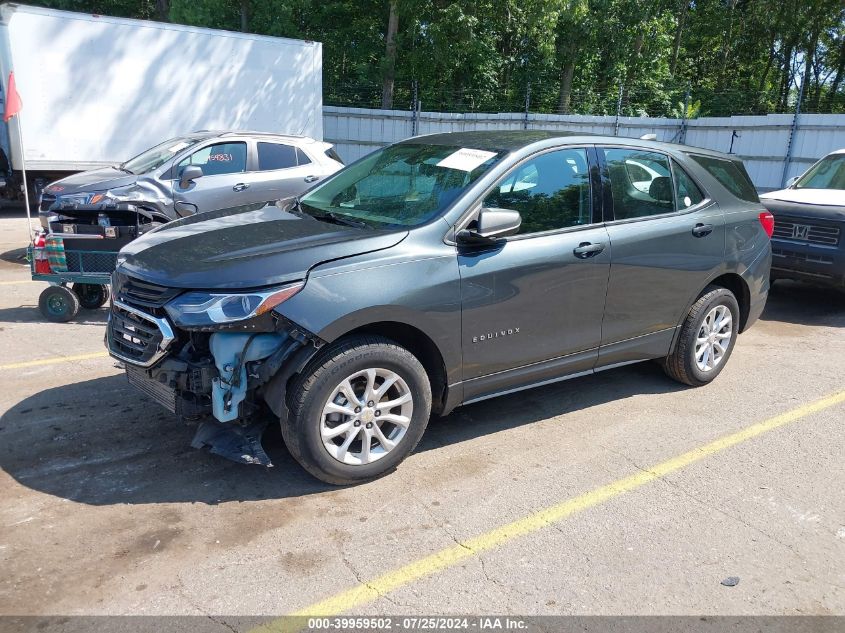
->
<box><xmin>57</xmin><ymin>191</ymin><xmax>108</xmax><ymax>206</ymax></box>
<box><xmin>164</xmin><ymin>282</ymin><xmax>304</xmax><ymax>328</ymax></box>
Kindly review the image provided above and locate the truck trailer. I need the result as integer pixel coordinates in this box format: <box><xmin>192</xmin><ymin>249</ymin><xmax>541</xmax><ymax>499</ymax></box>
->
<box><xmin>0</xmin><ymin>3</ymin><xmax>323</xmax><ymax>204</ymax></box>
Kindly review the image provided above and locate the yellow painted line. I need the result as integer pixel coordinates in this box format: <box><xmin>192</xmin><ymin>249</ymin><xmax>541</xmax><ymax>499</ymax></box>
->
<box><xmin>254</xmin><ymin>390</ymin><xmax>845</xmax><ymax>631</ymax></box>
<box><xmin>0</xmin><ymin>351</ymin><xmax>110</xmax><ymax>370</ymax></box>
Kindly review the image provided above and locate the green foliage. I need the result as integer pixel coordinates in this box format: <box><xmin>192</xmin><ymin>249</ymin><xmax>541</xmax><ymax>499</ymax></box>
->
<box><xmin>26</xmin><ymin>0</ymin><xmax>845</xmax><ymax>116</ymax></box>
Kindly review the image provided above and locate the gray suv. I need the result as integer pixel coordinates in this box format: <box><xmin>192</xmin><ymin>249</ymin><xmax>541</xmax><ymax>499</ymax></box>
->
<box><xmin>106</xmin><ymin>131</ymin><xmax>772</xmax><ymax>484</ymax></box>
<box><xmin>39</xmin><ymin>131</ymin><xmax>343</xmax><ymax>226</ymax></box>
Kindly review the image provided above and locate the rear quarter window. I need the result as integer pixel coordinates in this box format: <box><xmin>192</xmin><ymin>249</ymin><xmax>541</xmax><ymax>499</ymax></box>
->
<box><xmin>689</xmin><ymin>154</ymin><xmax>759</xmax><ymax>203</ymax></box>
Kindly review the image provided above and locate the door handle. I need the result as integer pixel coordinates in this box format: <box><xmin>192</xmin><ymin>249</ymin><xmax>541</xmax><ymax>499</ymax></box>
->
<box><xmin>304</xmin><ymin>175</ymin><xmax>319</xmax><ymax>183</ymax></box>
<box><xmin>573</xmin><ymin>242</ymin><xmax>605</xmax><ymax>259</ymax></box>
<box><xmin>692</xmin><ymin>223</ymin><xmax>713</xmax><ymax>237</ymax></box>
<box><xmin>233</xmin><ymin>183</ymin><xmax>249</xmax><ymax>192</ymax></box>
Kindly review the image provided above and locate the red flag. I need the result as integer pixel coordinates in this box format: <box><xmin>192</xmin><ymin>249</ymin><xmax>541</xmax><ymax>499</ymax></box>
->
<box><xmin>3</xmin><ymin>71</ymin><xmax>22</xmax><ymax>122</ymax></box>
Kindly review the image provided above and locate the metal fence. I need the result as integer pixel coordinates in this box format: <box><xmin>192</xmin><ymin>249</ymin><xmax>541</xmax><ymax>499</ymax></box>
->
<box><xmin>324</xmin><ymin>98</ymin><xmax>845</xmax><ymax>193</ymax></box>
<box><xmin>324</xmin><ymin>78</ymin><xmax>845</xmax><ymax>118</ymax></box>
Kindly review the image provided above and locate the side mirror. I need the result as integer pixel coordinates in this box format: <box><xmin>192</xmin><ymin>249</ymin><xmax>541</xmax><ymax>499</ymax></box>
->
<box><xmin>786</xmin><ymin>176</ymin><xmax>799</xmax><ymax>188</ymax></box>
<box><xmin>179</xmin><ymin>165</ymin><xmax>203</xmax><ymax>188</ymax></box>
<box><xmin>457</xmin><ymin>207</ymin><xmax>522</xmax><ymax>243</ymax></box>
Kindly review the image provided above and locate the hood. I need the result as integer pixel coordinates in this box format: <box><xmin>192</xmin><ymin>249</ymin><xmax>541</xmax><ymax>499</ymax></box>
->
<box><xmin>761</xmin><ymin>188</ymin><xmax>845</xmax><ymax>222</ymax></box>
<box><xmin>44</xmin><ymin>167</ymin><xmax>138</xmax><ymax>196</ymax></box>
<box><xmin>760</xmin><ymin>188</ymin><xmax>845</xmax><ymax>207</ymax></box>
<box><xmin>119</xmin><ymin>202</ymin><xmax>408</xmax><ymax>289</ymax></box>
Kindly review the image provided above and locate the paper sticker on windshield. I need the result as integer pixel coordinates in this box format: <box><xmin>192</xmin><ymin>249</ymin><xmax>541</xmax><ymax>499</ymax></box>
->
<box><xmin>168</xmin><ymin>142</ymin><xmax>190</xmax><ymax>153</ymax></box>
<box><xmin>436</xmin><ymin>148</ymin><xmax>498</xmax><ymax>172</ymax></box>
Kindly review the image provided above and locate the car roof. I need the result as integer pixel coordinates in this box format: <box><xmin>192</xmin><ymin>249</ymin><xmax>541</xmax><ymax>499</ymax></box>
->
<box><xmin>191</xmin><ymin>130</ymin><xmax>320</xmax><ymax>144</ymax></box>
<box><xmin>401</xmin><ymin>129</ymin><xmax>735</xmax><ymax>160</ymax></box>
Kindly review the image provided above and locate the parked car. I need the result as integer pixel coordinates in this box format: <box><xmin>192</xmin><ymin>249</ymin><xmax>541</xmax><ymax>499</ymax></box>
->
<box><xmin>760</xmin><ymin>149</ymin><xmax>845</xmax><ymax>289</ymax></box>
<box><xmin>39</xmin><ymin>131</ymin><xmax>344</xmax><ymax>227</ymax></box>
<box><xmin>106</xmin><ymin>131</ymin><xmax>772</xmax><ymax>484</ymax></box>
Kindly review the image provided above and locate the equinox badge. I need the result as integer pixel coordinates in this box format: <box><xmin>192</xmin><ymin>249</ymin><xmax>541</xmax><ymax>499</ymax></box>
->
<box><xmin>473</xmin><ymin>328</ymin><xmax>520</xmax><ymax>343</ymax></box>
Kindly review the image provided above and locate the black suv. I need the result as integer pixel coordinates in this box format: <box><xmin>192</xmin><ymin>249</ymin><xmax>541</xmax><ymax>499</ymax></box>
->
<box><xmin>107</xmin><ymin>131</ymin><xmax>772</xmax><ymax>484</ymax></box>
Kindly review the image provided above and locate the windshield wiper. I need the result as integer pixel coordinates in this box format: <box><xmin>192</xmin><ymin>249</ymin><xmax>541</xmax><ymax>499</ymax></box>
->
<box><xmin>292</xmin><ymin>199</ymin><xmax>371</xmax><ymax>229</ymax></box>
<box><xmin>115</xmin><ymin>164</ymin><xmax>133</xmax><ymax>175</ymax></box>
<box><xmin>319</xmin><ymin>211</ymin><xmax>371</xmax><ymax>230</ymax></box>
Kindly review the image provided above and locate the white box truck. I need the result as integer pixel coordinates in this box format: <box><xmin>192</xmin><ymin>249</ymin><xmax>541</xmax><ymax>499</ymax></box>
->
<box><xmin>0</xmin><ymin>3</ymin><xmax>323</xmax><ymax>203</ymax></box>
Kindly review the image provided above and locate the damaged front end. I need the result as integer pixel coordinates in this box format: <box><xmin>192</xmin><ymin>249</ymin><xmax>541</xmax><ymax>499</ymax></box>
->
<box><xmin>107</xmin><ymin>274</ymin><xmax>323</xmax><ymax>466</ymax></box>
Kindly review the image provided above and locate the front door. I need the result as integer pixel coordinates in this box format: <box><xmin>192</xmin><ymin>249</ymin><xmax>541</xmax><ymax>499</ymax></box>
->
<box><xmin>598</xmin><ymin>146</ymin><xmax>726</xmax><ymax>361</ymax></box>
<box><xmin>458</xmin><ymin>146</ymin><xmax>610</xmax><ymax>398</ymax></box>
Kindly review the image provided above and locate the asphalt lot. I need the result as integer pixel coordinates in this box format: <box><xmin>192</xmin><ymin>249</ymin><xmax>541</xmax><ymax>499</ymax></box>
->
<box><xmin>0</xmin><ymin>207</ymin><xmax>844</xmax><ymax>621</ymax></box>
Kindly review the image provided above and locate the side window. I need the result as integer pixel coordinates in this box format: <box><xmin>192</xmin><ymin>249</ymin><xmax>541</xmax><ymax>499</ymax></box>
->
<box><xmin>604</xmin><ymin>148</ymin><xmax>673</xmax><ymax>220</ymax></box>
<box><xmin>178</xmin><ymin>142</ymin><xmax>246</xmax><ymax>176</ymax></box>
<box><xmin>257</xmin><ymin>142</ymin><xmax>297</xmax><ymax>171</ymax></box>
<box><xmin>483</xmin><ymin>148</ymin><xmax>592</xmax><ymax>235</ymax></box>
<box><xmin>296</xmin><ymin>147</ymin><xmax>312</xmax><ymax>166</ymax></box>
<box><xmin>672</xmin><ymin>161</ymin><xmax>704</xmax><ymax>210</ymax></box>
<box><xmin>689</xmin><ymin>154</ymin><xmax>759</xmax><ymax>202</ymax></box>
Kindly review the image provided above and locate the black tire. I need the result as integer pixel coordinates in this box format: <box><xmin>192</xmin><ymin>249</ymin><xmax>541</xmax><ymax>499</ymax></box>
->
<box><xmin>38</xmin><ymin>285</ymin><xmax>81</xmax><ymax>323</ymax></box>
<box><xmin>662</xmin><ymin>286</ymin><xmax>740</xmax><ymax>387</ymax></box>
<box><xmin>282</xmin><ymin>335</ymin><xmax>432</xmax><ymax>485</ymax></box>
<box><xmin>72</xmin><ymin>283</ymin><xmax>110</xmax><ymax>310</ymax></box>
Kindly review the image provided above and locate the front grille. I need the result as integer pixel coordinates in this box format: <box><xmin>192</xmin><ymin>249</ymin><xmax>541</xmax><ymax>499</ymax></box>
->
<box><xmin>64</xmin><ymin>251</ymin><xmax>118</xmax><ymax>274</ymax></box>
<box><xmin>112</xmin><ymin>272</ymin><xmax>181</xmax><ymax>309</ymax></box>
<box><xmin>773</xmin><ymin>220</ymin><xmax>841</xmax><ymax>246</ymax></box>
<box><xmin>108</xmin><ymin>302</ymin><xmax>173</xmax><ymax>366</ymax></box>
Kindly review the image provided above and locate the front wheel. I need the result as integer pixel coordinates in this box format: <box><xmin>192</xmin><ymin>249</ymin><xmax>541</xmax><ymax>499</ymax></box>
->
<box><xmin>282</xmin><ymin>336</ymin><xmax>432</xmax><ymax>485</ymax></box>
<box><xmin>662</xmin><ymin>286</ymin><xmax>740</xmax><ymax>387</ymax></box>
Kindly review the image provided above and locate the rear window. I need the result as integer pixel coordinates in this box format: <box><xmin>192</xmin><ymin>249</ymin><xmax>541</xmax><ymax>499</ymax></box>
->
<box><xmin>325</xmin><ymin>147</ymin><xmax>344</xmax><ymax>164</ymax></box>
<box><xmin>689</xmin><ymin>154</ymin><xmax>758</xmax><ymax>203</ymax></box>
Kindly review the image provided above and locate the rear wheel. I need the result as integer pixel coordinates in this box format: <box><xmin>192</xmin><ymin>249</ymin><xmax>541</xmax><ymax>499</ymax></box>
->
<box><xmin>282</xmin><ymin>336</ymin><xmax>431</xmax><ymax>485</ymax></box>
<box><xmin>72</xmin><ymin>283</ymin><xmax>110</xmax><ymax>310</ymax></box>
<box><xmin>38</xmin><ymin>285</ymin><xmax>81</xmax><ymax>323</ymax></box>
<box><xmin>662</xmin><ymin>286</ymin><xmax>739</xmax><ymax>387</ymax></box>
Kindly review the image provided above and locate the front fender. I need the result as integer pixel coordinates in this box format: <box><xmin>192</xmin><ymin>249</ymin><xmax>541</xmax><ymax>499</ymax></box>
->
<box><xmin>276</xmin><ymin>251</ymin><xmax>463</xmax><ymax>386</ymax></box>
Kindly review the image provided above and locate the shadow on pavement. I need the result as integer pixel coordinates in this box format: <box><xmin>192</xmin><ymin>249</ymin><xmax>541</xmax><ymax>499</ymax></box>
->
<box><xmin>0</xmin><ymin>362</ymin><xmax>684</xmax><ymax>506</ymax></box>
<box><xmin>0</xmin><ymin>305</ymin><xmax>109</xmax><ymax>326</ymax></box>
<box><xmin>0</xmin><ymin>201</ymin><xmax>28</xmax><ymax>218</ymax></box>
<box><xmin>0</xmin><ymin>245</ymin><xmax>29</xmax><ymax>266</ymax></box>
<box><xmin>760</xmin><ymin>280</ymin><xmax>845</xmax><ymax>328</ymax></box>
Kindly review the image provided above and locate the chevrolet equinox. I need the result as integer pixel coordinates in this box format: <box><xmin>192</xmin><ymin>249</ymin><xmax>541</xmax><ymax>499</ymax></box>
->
<box><xmin>107</xmin><ymin>131</ymin><xmax>772</xmax><ymax>484</ymax></box>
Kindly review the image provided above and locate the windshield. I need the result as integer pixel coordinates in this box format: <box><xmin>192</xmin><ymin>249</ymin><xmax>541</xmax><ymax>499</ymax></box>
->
<box><xmin>122</xmin><ymin>136</ymin><xmax>206</xmax><ymax>175</ymax></box>
<box><xmin>298</xmin><ymin>143</ymin><xmax>505</xmax><ymax>228</ymax></box>
<box><xmin>795</xmin><ymin>154</ymin><xmax>845</xmax><ymax>190</ymax></box>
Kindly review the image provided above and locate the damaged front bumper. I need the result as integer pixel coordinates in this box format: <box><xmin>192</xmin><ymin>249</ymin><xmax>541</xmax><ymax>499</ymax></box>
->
<box><xmin>108</xmin><ymin>300</ymin><xmax>323</xmax><ymax>466</ymax></box>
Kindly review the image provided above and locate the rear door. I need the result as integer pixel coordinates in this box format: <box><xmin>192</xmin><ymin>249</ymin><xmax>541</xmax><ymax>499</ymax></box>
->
<box><xmin>598</xmin><ymin>146</ymin><xmax>726</xmax><ymax>363</ymax></box>
<box><xmin>244</xmin><ymin>142</ymin><xmax>321</xmax><ymax>201</ymax></box>
<box><xmin>172</xmin><ymin>141</ymin><xmax>251</xmax><ymax>213</ymax></box>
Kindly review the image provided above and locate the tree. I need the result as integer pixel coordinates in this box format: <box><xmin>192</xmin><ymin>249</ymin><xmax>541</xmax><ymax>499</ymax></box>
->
<box><xmin>381</xmin><ymin>0</ymin><xmax>399</xmax><ymax>108</ymax></box>
<box><xmin>26</xmin><ymin>0</ymin><xmax>845</xmax><ymax>116</ymax></box>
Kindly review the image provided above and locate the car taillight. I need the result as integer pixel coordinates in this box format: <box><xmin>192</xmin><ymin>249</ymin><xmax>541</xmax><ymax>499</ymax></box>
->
<box><xmin>758</xmin><ymin>211</ymin><xmax>775</xmax><ymax>238</ymax></box>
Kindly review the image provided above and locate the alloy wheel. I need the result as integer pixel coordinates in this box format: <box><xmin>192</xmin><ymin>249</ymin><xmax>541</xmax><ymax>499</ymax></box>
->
<box><xmin>320</xmin><ymin>368</ymin><xmax>413</xmax><ymax>465</ymax></box>
<box><xmin>695</xmin><ymin>304</ymin><xmax>732</xmax><ymax>372</ymax></box>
